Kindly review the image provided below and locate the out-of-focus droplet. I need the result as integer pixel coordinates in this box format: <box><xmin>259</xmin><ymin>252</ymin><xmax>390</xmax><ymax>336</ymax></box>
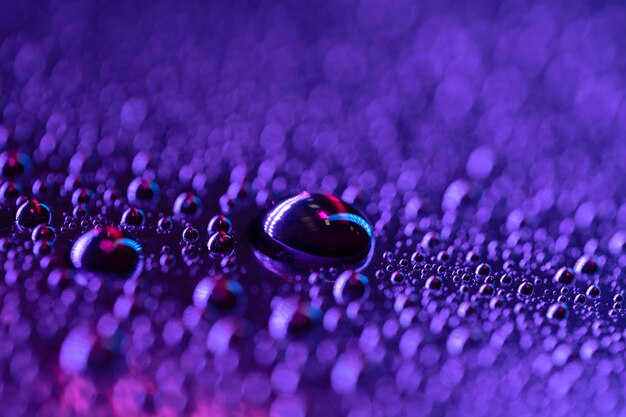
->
<box><xmin>425</xmin><ymin>275</ymin><xmax>443</xmax><ymax>291</ymax></box>
<box><xmin>173</xmin><ymin>192</ymin><xmax>202</xmax><ymax>218</ymax></box>
<box><xmin>127</xmin><ymin>176</ymin><xmax>160</xmax><ymax>206</ymax></box>
<box><xmin>71</xmin><ymin>187</ymin><xmax>95</xmax><ymax>206</ymax></box>
<box><xmin>0</xmin><ymin>150</ymin><xmax>31</xmax><ymax>178</ymax></box>
<box><xmin>333</xmin><ymin>270</ymin><xmax>370</xmax><ymax>304</ymax></box>
<box><xmin>193</xmin><ymin>275</ymin><xmax>245</xmax><ymax>314</ymax></box>
<box><xmin>586</xmin><ymin>284</ymin><xmax>601</xmax><ymax>299</ymax></box>
<box><xmin>547</xmin><ymin>303</ymin><xmax>569</xmax><ymax>321</ymax></box>
<box><xmin>442</xmin><ymin>179</ymin><xmax>475</xmax><ymax>211</ymax></box>
<box><xmin>554</xmin><ymin>267</ymin><xmax>575</xmax><ymax>285</ymax></box>
<box><xmin>0</xmin><ymin>181</ymin><xmax>23</xmax><ymax>204</ymax></box>
<box><xmin>574</xmin><ymin>255</ymin><xmax>598</xmax><ymax>275</ymax></box>
<box><xmin>269</xmin><ymin>297</ymin><xmax>321</xmax><ymax>339</ymax></box>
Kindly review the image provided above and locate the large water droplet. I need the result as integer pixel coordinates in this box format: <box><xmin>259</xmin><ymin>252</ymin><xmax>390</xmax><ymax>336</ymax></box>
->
<box><xmin>70</xmin><ymin>226</ymin><xmax>143</xmax><ymax>279</ymax></box>
<box><xmin>249</xmin><ymin>192</ymin><xmax>374</xmax><ymax>275</ymax></box>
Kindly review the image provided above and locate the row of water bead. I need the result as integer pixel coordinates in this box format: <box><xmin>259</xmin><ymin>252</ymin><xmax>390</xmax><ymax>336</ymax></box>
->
<box><xmin>8</xmin><ymin>185</ymin><xmax>621</xmax><ymax>330</ymax></box>
<box><xmin>9</xmin><ymin>177</ymin><xmax>237</xmax><ymax>275</ymax></box>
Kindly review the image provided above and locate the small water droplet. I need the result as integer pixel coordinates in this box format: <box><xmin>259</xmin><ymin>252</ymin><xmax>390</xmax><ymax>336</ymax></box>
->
<box><xmin>517</xmin><ymin>281</ymin><xmax>534</xmax><ymax>297</ymax></box>
<box><xmin>157</xmin><ymin>216</ymin><xmax>173</xmax><ymax>232</ymax></box>
<box><xmin>121</xmin><ymin>207</ymin><xmax>145</xmax><ymax>227</ymax></box>
<box><xmin>182</xmin><ymin>226</ymin><xmax>199</xmax><ymax>242</ymax></box>
<box><xmin>208</xmin><ymin>214</ymin><xmax>232</xmax><ymax>234</ymax></box>
<box><xmin>586</xmin><ymin>284</ymin><xmax>601</xmax><ymax>299</ymax></box>
<box><xmin>207</xmin><ymin>231</ymin><xmax>235</xmax><ymax>258</ymax></box>
<box><xmin>15</xmin><ymin>199</ymin><xmax>51</xmax><ymax>229</ymax></box>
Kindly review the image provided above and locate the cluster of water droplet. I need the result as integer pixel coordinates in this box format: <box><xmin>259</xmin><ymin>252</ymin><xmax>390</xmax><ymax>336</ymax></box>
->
<box><xmin>2</xmin><ymin>0</ymin><xmax>626</xmax><ymax>416</ymax></box>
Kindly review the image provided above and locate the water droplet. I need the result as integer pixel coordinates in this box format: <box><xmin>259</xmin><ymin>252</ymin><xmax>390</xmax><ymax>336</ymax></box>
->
<box><xmin>208</xmin><ymin>214</ymin><xmax>232</xmax><ymax>234</ymax></box>
<box><xmin>333</xmin><ymin>270</ymin><xmax>370</xmax><ymax>304</ymax></box>
<box><xmin>33</xmin><ymin>239</ymin><xmax>53</xmax><ymax>257</ymax></box>
<box><xmin>71</xmin><ymin>187</ymin><xmax>95</xmax><ymax>206</ymax></box>
<box><xmin>193</xmin><ymin>275</ymin><xmax>245</xmax><ymax>314</ymax></box>
<box><xmin>70</xmin><ymin>226</ymin><xmax>143</xmax><ymax>278</ymax></box>
<box><xmin>15</xmin><ymin>199</ymin><xmax>51</xmax><ymax>229</ymax></box>
<box><xmin>31</xmin><ymin>224</ymin><xmax>56</xmax><ymax>242</ymax></box>
<box><xmin>479</xmin><ymin>283</ymin><xmax>495</xmax><ymax>297</ymax></box>
<box><xmin>31</xmin><ymin>178</ymin><xmax>51</xmax><ymax>198</ymax></box>
<box><xmin>554</xmin><ymin>267</ymin><xmax>575</xmax><ymax>285</ymax></box>
<box><xmin>436</xmin><ymin>250</ymin><xmax>451</xmax><ymax>263</ymax></box>
<box><xmin>73</xmin><ymin>203</ymin><xmax>88</xmax><ymax>218</ymax></box>
<box><xmin>121</xmin><ymin>207</ymin><xmax>145</xmax><ymax>227</ymax></box>
<box><xmin>425</xmin><ymin>274</ymin><xmax>443</xmax><ymax>291</ymax></box>
<box><xmin>475</xmin><ymin>263</ymin><xmax>492</xmax><ymax>276</ymax></box>
<box><xmin>442</xmin><ymin>179</ymin><xmax>475</xmax><ymax>211</ymax></box>
<box><xmin>157</xmin><ymin>216</ymin><xmax>173</xmax><ymax>232</ymax></box>
<box><xmin>547</xmin><ymin>303</ymin><xmax>569</xmax><ymax>321</ymax></box>
<box><xmin>421</xmin><ymin>231</ymin><xmax>441</xmax><ymax>249</ymax></box>
<box><xmin>207</xmin><ymin>231</ymin><xmax>235</xmax><ymax>258</ymax></box>
<box><xmin>517</xmin><ymin>281</ymin><xmax>534</xmax><ymax>297</ymax></box>
<box><xmin>390</xmin><ymin>271</ymin><xmax>405</xmax><ymax>284</ymax></box>
<box><xmin>0</xmin><ymin>237</ymin><xmax>13</xmax><ymax>252</ymax></box>
<box><xmin>269</xmin><ymin>297</ymin><xmax>321</xmax><ymax>339</ymax></box>
<box><xmin>127</xmin><ymin>176</ymin><xmax>160</xmax><ymax>206</ymax></box>
<box><xmin>465</xmin><ymin>250</ymin><xmax>481</xmax><ymax>263</ymax></box>
<box><xmin>411</xmin><ymin>250</ymin><xmax>425</xmax><ymax>263</ymax></box>
<box><xmin>0</xmin><ymin>150</ymin><xmax>31</xmax><ymax>178</ymax></box>
<box><xmin>173</xmin><ymin>192</ymin><xmax>202</xmax><ymax>218</ymax></box>
<box><xmin>182</xmin><ymin>226</ymin><xmax>199</xmax><ymax>242</ymax></box>
<box><xmin>574</xmin><ymin>255</ymin><xmax>598</xmax><ymax>275</ymax></box>
<box><xmin>249</xmin><ymin>192</ymin><xmax>374</xmax><ymax>275</ymax></box>
<box><xmin>586</xmin><ymin>284</ymin><xmax>601</xmax><ymax>299</ymax></box>
<box><xmin>0</xmin><ymin>181</ymin><xmax>23</xmax><ymax>204</ymax></box>
<box><xmin>490</xmin><ymin>296</ymin><xmax>504</xmax><ymax>309</ymax></box>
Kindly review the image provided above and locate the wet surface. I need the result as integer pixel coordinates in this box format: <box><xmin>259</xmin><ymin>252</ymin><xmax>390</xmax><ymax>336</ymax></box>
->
<box><xmin>2</xmin><ymin>0</ymin><xmax>626</xmax><ymax>416</ymax></box>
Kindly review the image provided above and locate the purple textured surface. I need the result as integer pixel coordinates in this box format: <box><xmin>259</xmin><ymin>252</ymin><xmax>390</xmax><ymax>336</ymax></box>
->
<box><xmin>2</xmin><ymin>0</ymin><xmax>626</xmax><ymax>416</ymax></box>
